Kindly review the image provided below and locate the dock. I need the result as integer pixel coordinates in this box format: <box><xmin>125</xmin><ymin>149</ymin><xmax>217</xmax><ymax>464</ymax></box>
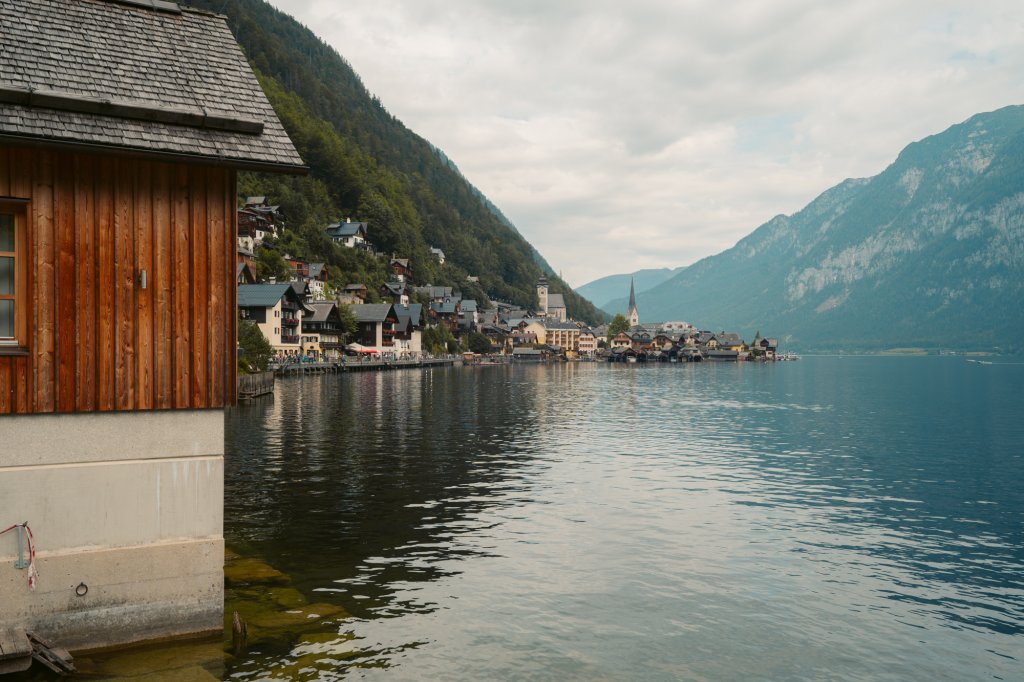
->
<box><xmin>272</xmin><ymin>357</ymin><xmax>457</xmax><ymax>376</ymax></box>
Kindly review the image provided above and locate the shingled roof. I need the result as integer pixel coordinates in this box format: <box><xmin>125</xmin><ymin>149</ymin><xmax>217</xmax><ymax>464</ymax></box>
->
<box><xmin>0</xmin><ymin>0</ymin><xmax>305</xmax><ymax>172</ymax></box>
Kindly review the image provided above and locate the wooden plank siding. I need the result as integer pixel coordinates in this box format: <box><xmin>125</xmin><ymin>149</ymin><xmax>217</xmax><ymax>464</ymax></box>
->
<box><xmin>0</xmin><ymin>144</ymin><xmax>237</xmax><ymax>415</ymax></box>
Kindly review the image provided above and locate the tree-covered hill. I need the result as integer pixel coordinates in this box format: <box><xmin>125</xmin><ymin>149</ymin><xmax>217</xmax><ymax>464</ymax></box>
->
<box><xmin>187</xmin><ymin>0</ymin><xmax>604</xmax><ymax>324</ymax></box>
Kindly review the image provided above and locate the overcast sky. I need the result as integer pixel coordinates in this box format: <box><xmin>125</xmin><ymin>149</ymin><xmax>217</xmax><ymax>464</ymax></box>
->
<box><xmin>268</xmin><ymin>0</ymin><xmax>1023</xmax><ymax>287</ymax></box>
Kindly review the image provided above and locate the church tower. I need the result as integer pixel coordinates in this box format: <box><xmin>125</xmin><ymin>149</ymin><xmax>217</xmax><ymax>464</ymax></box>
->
<box><xmin>537</xmin><ymin>275</ymin><xmax>549</xmax><ymax>316</ymax></box>
<box><xmin>627</xmin><ymin>277</ymin><xmax>639</xmax><ymax>327</ymax></box>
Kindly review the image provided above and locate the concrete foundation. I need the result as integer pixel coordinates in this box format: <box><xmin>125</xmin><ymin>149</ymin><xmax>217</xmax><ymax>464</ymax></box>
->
<box><xmin>0</xmin><ymin>410</ymin><xmax>224</xmax><ymax>651</ymax></box>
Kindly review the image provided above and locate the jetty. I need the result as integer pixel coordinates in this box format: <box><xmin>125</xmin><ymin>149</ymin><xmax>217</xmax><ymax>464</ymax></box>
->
<box><xmin>272</xmin><ymin>357</ymin><xmax>457</xmax><ymax>376</ymax></box>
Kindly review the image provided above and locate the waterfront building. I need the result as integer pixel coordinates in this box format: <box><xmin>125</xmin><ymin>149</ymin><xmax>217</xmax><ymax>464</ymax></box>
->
<box><xmin>0</xmin><ymin>0</ymin><xmax>304</xmax><ymax>651</ymax></box>
<box><xmin>239</xmin><ymin>284</ymin><xmax>312</xmax><ymax>357</ymax></box>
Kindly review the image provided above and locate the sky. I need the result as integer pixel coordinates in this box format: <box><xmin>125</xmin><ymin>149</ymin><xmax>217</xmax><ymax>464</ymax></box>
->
<box><xmin>267</xmin><ymin>0</ymin><xmax>1024</xmax><ymax>287</ymax></box>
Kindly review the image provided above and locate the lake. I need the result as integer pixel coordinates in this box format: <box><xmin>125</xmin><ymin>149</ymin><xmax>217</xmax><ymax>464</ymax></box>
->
<box><xmin>59</xmin><ymin>357</ymin><xmax>1024</xmax><ymax>680</ymax></box>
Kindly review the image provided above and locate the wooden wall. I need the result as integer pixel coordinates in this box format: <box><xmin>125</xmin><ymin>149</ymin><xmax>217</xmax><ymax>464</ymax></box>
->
<box><xmin>0</xmin><ymin>145</ymin><xmax>237</xmax><ymax>414</ymax></box>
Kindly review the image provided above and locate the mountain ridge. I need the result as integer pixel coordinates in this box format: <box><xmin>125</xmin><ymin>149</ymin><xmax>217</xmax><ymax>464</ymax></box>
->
<box><xmin>602</xmin><ymin>106</ymin><xmax>1024</xmax><ymax>352</ymax></box>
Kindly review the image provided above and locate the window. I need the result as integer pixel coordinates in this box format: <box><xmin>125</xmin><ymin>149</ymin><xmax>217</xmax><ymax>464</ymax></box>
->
<box><xmin>0</xmin><ymin>202</ymin><xmax>27</xmax><ymax>349</ymax></box>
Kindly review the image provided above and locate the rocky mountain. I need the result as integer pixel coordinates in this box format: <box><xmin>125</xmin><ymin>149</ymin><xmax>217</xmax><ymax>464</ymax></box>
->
<box><xmin>602</xmin><ymin>106</ymin><xmax>1024</xmax><ymax>353</ymax></box>
<box><xmin>577</xmin><ymin>267</ymin><xmax>685</xmax><ymax>311</ymax></box>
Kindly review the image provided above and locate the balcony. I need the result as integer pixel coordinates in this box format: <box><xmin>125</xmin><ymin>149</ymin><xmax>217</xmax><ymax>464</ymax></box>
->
<box><xmin>282</xmin><ymin>335</ymin><xmax>300</xmax><ymax>344</ymax></box>
<box><xmin>282</xmin><ymin>317</ymin><xmax>299</xmax><ymax>326</ymax></box>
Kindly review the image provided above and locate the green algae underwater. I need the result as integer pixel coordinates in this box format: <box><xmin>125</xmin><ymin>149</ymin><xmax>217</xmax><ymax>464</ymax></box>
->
<box><xmin>14</xmin><ymin>546</ymin><xmax>361</xmax><ymax>681</ymax></box>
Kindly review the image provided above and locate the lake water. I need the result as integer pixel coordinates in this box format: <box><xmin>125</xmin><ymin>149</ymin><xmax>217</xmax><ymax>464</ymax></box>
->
<box><xmin>31</xmin><ymin>357</ymin><xmax>1021</xmax><ymax>681</ymax></box>
<box><xmin>215</xmin><ymin>357</ymin><xmax>1023</xmax><ymax>681</ymax></box>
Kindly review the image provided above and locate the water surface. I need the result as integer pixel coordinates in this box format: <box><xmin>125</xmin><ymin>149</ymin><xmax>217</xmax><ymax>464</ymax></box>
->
<box><xmin>215</xmin><ymin>357</ymin><xmax>1022</xmax><ymax>680</ymax></box>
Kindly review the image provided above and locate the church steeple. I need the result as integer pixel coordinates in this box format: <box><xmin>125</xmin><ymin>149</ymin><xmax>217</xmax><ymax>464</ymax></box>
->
<box><xmin>627</xmin><ymin>277</ymin><xmax>639</xmax><ymax>327</ymax></box>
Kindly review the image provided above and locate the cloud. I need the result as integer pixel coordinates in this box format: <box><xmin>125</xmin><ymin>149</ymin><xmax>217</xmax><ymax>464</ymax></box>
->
<box><xmin>269</xmin><ymin>0</ymin><xmax>1024</xmax><ymax>286</ymax></box>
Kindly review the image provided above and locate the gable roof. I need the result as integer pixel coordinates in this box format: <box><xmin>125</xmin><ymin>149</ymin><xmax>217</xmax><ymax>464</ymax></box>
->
<box><xmin>0</xmin><ymin>0</ymin><xmax>305</xmax><ymax>173</ymax></box>
<box><xmin>326</xmin><ymin>221</ymin><xmax>367</xmax><ymax>238</ymax></box>
<box><xmin>547</xmin><ymin>293</ymin><xmax>566</xmax><ymax>309</ymax></box>
<box><xmin>349</xmin><ymin>303</ymin><xmax>395</xmax><ymax>323</ymax></box>
<box><xmin>237</xmin><ymin>283</ymin><xmax>300</xmax><ymax>308</ymax></box>
<box><xmin>303</xmin><ymin>301</ymin><xmax>339</xmax><ymax>324</ymax></box>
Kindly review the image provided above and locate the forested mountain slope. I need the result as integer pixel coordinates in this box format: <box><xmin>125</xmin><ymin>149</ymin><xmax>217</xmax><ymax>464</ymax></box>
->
<box><xmin>188</xmin><ymin>0</ymin><xmax>604</xmax><ymax>324</ymax></box>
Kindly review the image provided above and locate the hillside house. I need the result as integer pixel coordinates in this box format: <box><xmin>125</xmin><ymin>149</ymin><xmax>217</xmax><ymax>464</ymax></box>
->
<box><xmin>326</xmin><ymin>218</ymin><xmax>369</xmax><ymax>249</ymax></box>
<box><xmin>393</xmin><ymin>303</ymin><xmax>425</xmax><ymax>358</ymax></box>
<box><xmin>0</xmin><ymin>0</ymin><xmax>304</xmax><ymax>651</ymax></box>
<box><xmin>430</xmin><ymin>246</ymin><xmax>445</xmax><ymax>264</ymax></box>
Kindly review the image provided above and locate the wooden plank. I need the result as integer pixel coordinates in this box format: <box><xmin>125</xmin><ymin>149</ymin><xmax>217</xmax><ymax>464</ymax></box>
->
<box><xmin>32</xmin><ymin>148</ymin><xmax>56</xmax><ymax>413</ymax></box>
<box><xmin>207</xmin><ymin>169</ymin><xmax>225</xmax><ymax>406</ymax></box>
<box><xmin>152</xmin><ymin>162</ymin><xmax>172</xmax><ymax>409</ymax></box>
<box><xmin>0</xmin><ymin>146</ymin><xmax>9</xmax><ymax>195</ymax></box>
<box><xmin>226</xmin><ymin>169</ymin><xmax>237</xmax><ymax>406</ymax></box>
<box><xmin>114</xmin><ymin>158</ymin><xmax>135</xmax><ymax>410</ymax></box>
<box><xmin>0</xmin><ymin>628</ymin><xmax>31</xmax><ymax>659</ymax></box>
<box><xmin>74</xmin><ymin>154</ymin><xmax>96</xmax><ymax>411</ymax></box>
<box><xmin>135</xmin><ymin>161</ymin><xmax>155</xmax><ymax>410</ymax></box>
<box><xmin>171</xmin><ymin>163</ymin><xmax>191</xmax><ymax>409</ymax></box>
<box><xmin>9</xmin><ymin>148</ymin><xmax>32</xmax><ymax>413</ymax></box>
<box><xmin>190</xmin><ymin>166</ymin><xmax>208</xmax><ymax>408</ymax></box>
<box><xmin>96</xmin><ymin>156</ymin><xmax>116</xmax><ymax>411</ymax></box>
<box><xmin>55</xmin><ymin>152</ymin><xmax>77</xmax><ymax>412</ymax></box>
<box><xmin>0</xmin><ymin>360</ymin><xmax>10</xmax><ymax>414</ymax></box>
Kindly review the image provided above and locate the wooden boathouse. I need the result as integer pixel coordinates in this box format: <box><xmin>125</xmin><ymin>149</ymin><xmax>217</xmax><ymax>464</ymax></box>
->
<box><xmin>0</xmin><ymin>0</ymin><xmax>304</xmax><ymax>653</ymax></box>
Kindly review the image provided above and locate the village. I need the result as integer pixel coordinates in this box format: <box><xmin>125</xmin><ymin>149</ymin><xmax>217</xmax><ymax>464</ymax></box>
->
<box><xmin>236</xmin><ymin>197</ymin><xmax>783</xmax><ymax>368</ymax></box>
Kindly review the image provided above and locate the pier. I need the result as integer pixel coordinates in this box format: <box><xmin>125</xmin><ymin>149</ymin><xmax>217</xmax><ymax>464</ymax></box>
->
<box><xmin>272</xmin><ymin>357</ymin><xmax>458</xmax><ymax>376</ymax></box>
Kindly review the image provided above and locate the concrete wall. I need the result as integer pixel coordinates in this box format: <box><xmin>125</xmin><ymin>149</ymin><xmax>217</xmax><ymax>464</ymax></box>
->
<box><xmin>0</xmin><ymin>410</ymin><xmax>224</xmax><ymax>651</ymax></box>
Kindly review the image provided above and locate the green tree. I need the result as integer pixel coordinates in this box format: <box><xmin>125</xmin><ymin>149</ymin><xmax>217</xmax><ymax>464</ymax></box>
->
<box><xmin>254</xmin><ymin>244</ymin><xmax>293</xmax><ymax>282</ymax></box>
<box><xmin>337</xmin><ymin>304</ymin><xmax>358</xmax><ymax>343</ymax></box>
<box><xmin>607</xmin><ymin>313</ymin><xmax>630</xmax><ymax>339</ymax></box>
<box><xmin>238</xmin><ymin>318</ymin><xmax>273</xmax><ymax>372</ymax></box>
<box><xmin>467</xmin><ymin>331</ymin><xmax>492</xmax><ymax>354</ymax></box>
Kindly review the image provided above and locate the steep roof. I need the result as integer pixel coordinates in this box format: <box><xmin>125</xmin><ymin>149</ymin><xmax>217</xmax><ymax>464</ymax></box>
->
<box><xmin>237</xmin><ymin>283</ymin><xmax>298</xmax><ymax>308</ymax></box>
<box><xmin>303</xmin><ymin>301</ymin><xmax>338</xmax><ymax>324</ymax></box>
<box><xmin>547</xmin><ymin>293</ymin><xmax>566</xmax><ymax>309</ymax></box>
<box><xmin>350</xmin><ymin>303</ymin><xmax>395</xmax><ymax>323</ymax></box>
<box><xmin>0</xmin><ymin>0</ymin><xmax>304</xmax><ymax>172</ymax></box>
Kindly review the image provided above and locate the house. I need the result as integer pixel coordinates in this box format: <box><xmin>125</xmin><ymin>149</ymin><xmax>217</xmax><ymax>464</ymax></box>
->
<box><xmin>236</xmin><ymin>261</ymin><xmax>258</xmax><ymax>285</ymax></box>
<box><xmin>380</xmin><ymin>280</ymin><xmax>409</xmax><ymax>305</ymax></box>
<box><xmin>390</xmin><ymin>257</ymin><xmax>412</xmax><ymax>282</ymax></box>
<box><xmin>545</xmin><ymin>320</ymin><xmax>581</xmax><ymax>355</ymax></box>
<box><xmin>610</xmin><ymin>332</ymin><xmax>633</xmax><ymax>349</ymax></box>
<box><xmin>238</xmin><ymin>284</ymin><xmax>313</xmax><ymax>357</ymax></box>
<box><xmin>393</xmin><ymin>303</ymin><xmax>425</xmax><ymax>358</ymax></box>
<box><xmin>429</xmin><ymin>297</ymin><xmax>461</xmax><ymax>332</ymax></box>
<box><xmin>301</xmin><ymin>301</ymin><xmax>347</xmax><ymax>361</ymax></box>
<box><xmin>343</xmin><ymin>283</ymin><xmax>369</xmax><ymax>302</ymax></box>
<box><xmin>430</xmin><ymin>247</ymin><xmax>446</xmax><ymax>264</ymax></box>
<box><xmin>578</xmin><ymin>328</ymin><xmax>598</xmax><ymax>356</ymax></box>
<box><xmin>458</xmin><ymin>299</ymin><xmax>479</xmax><ymax>331</ymax></box>
<box><xmin>512</xmin><ymin>347</ymin><xmax>548</xmax><ymax>362</ymax></box>
<box><xmin>349</xmin><ymin>303</ymin><xmax>399</xmax><ymax>355</ymax></box>
<box><xmin>326</xmin><ymin>218</ymin><xmax>369</xmax><ymax>249</ymax></box>
<box><xmin>0</xmin><ymin>0</ymin><xmax>304</xmax><ymax>651</ymax></box>
<box><xmin>416</xmin><ymin>285</ymin><xmax>457</xmax><ymax>302</ymax></box>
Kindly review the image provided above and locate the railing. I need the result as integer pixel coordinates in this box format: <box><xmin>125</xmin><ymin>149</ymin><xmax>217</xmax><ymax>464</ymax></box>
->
<box><xmin>282</xmin><ymin>317</ymin><xmax>299</xmax><ymax>326</ymax></box>
<box><xmin>282</xmin><ymin>335</ymin><xmax>300</xmax><ymax>344</ymax></box>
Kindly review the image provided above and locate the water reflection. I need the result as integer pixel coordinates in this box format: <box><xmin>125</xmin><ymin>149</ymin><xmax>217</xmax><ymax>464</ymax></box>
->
<box><xmin>219</xmin><ymin>359</ymin><xmax>1022</xmax><ymax>681</ymax></box>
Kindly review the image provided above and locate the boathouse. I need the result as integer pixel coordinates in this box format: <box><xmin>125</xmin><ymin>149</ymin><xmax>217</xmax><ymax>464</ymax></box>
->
<box><xmin>0</xmin><ymin>0</ymin><xmax>304</xmax><ymax>652</ymax></box>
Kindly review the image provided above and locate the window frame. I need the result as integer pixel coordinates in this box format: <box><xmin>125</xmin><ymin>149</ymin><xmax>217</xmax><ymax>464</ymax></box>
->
<box><xmin>0</xmin><ymin>199</ymin><xmax>29</xmax><ymax>354</ymax></box>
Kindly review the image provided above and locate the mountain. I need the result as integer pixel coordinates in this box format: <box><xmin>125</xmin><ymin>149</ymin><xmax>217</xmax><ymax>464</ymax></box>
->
<box><xmin>603</xmin><ymin>106</ymin><xmax>1024</xmax><ymax>353</ymax></box>
<box><xmin>186</xmin><ymin>0</ymin><xmax>605</xmax><ymax>325</ymax></box>
<box><xmin>577</xmin><ymin>267</ymin><xmax>686</xmax><ymax>311</ymax></box>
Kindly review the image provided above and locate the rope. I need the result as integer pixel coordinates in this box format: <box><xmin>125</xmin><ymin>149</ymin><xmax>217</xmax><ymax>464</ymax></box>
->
<box><xmin>1</xmin><ymin>522</ymin><xmax>38</xmax><ymax>590</ymax></box>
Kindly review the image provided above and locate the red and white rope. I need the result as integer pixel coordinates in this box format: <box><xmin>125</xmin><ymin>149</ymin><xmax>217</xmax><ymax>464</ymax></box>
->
<box><xmin>1</xmin><ymin>522</ymin><xmax>38</xmax><ymax>590</ymax></box>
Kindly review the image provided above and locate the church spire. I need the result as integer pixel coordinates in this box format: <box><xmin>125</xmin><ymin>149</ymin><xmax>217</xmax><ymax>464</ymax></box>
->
<box><xmin>627</xmin><ymin>277</ymin><xmax>639</xmax><ymax>327</ymax></box>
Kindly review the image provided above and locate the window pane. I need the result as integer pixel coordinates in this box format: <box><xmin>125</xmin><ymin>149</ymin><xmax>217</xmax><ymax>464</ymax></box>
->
<box><xmin>0</xmin><ymin>299</ymin><xmax>13</xmax><ymax>338</ymax></box>
<box><xmin>0</xmin><ymin>256</ymin><xmax>13</xmax><ymax>295</ymax></box>
<box><xmin>0</xmin><ymin>213</ymin><xmax>13</xmax><ymax>251</ymax></box>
